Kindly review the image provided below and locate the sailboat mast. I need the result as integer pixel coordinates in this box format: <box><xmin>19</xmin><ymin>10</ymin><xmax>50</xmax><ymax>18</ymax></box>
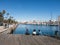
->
<box><xmin>51</xmin><ymin>12</ymin><xmax>52</xmax><ymax>21</ymax></box>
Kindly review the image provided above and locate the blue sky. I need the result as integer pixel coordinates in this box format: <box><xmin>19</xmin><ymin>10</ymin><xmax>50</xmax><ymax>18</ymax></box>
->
<box><xmin>0</xmin><ymin>0</ymin><xmax>60</xmax><ymax>22</ymax></box>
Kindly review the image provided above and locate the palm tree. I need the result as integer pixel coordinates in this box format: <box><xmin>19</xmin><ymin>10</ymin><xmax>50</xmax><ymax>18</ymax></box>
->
<box><xmin>2</xmin><ymin>10</ymin><xmax>6</xmax><ymax>15</ymax></box>
<box><xmin>0</xmin><ymin>10</ymin><xmax>6</xmax><ymax>26</ymax></box>
<box><xmin>8</xmin><ymin>16</ymin><xmax>13</xmax><ymax>24</ymax></box>
<box><xmin>7</xmin><ymin>13</ymin><xmax>9</xmax><ymax>18</ymax></box>
<box><xmin>6</xmin><ymin>13</ymin><xmax>9</xmax><ymax>22</ymax></box>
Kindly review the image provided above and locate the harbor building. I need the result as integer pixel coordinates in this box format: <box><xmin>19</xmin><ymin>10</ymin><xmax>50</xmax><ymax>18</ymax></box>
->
<box><xmin>58</xmin><ymin>16</ymin><xmax>60</xmax><ymax>25</ymax></box>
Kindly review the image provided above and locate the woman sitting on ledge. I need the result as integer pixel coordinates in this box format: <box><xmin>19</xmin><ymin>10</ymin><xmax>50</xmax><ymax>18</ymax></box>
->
<box><xmin>25</xmin><ymin>28</ymin><xmax>30</xmax><ymax>35</ymax></box>
<box><xmin>32</xmin><ymin>29</ymin><xmax>36</xmax><ymax>35</ymax></box>
<box><xmin>36</xmin><ymin>30</ymin><xmax>42</xmax><ymax>35</ymax></box>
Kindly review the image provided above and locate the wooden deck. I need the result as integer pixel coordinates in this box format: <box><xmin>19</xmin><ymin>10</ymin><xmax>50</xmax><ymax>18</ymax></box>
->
<box><xmin>0</xmin><ymin>34</ymin><xmax>60</xmax><ymax>45</ymax></box>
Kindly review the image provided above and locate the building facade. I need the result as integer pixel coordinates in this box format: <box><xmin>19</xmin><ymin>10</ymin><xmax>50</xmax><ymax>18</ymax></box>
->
<box><xmin>0</xmin><ymin>12</ymin><xmax>4</xmax><ymax>26</ymax></box>
<box><xmin>58</xmin><ymin>16</ymin><xmax>60</xmax><ymax>25</ymax></box>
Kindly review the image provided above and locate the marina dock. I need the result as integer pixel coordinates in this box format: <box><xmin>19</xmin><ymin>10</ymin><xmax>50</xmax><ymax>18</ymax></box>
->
<box><xmin>0</xmin><ymin>34</ymin><xmax>60</xmax><ymax>45</ymax></box>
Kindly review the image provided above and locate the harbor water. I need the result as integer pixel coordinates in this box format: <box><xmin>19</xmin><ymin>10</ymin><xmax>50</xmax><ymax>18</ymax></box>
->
<box><xmin>13</xmin><ymin>24</ymin><xmax>60</xmax><ymax>36</ymax></box>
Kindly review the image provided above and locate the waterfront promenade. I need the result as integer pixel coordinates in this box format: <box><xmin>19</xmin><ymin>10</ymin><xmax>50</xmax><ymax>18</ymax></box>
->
<box><xmin>0</xmin><ymin>34</ymin><xmax>60</xmax><ymax>45</ymax></box>
<box><xmin>0</xmin><ymin>24</ymin><xmax>17</xmax><ymax>33</ymax></box>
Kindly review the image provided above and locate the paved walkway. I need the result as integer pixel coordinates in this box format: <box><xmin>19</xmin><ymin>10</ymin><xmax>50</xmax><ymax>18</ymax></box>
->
<box><xmin>0</xmin><ymin>34</ymin><xmax>60</xmax><ymax>45</ymax></box>
<box><xmin>0</xmin><ymin>24</ymin><xmax>17</xmax><ymax>33</ymax></box>
<box><xmin>0</xmin><ymin>26</ymin><xmax>7</xmax><ymax>32</ymax></box>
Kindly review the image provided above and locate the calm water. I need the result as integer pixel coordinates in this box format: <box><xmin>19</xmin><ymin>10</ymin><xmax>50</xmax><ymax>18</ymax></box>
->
<box><xmin>13</xmin><ymin>24</ymin><xmax>60</xmax><ymax>36</ymax></box>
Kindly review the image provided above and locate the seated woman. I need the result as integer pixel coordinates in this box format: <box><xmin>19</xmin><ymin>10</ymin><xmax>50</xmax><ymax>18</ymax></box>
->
<box><xmin>25</xmin><ymin>28</ymin><xmax>30</xmax><ymax>35</ymax></box>
<box><xmin>36</xmin><ymin>30</ymin><xmax>40</xmax><ymax>35</ymax></box>
<box><xmin>55</xmin><ymin>30</ymin><xmax>58</xmax><ymax>36</ymax></box>
<box><xmin>36</xmin><ymin>30</ymin><xmax>42</xmax><ymax>35</ymax></box>
<box><xmin>32</xmin><ymin>29</ymin><xmax>36</xmax><ymax>35</ymax></box>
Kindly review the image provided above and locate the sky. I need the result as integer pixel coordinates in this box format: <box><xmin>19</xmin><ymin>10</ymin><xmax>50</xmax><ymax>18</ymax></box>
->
<box><xmin>0</xmin><ymin>0</ymin><xmax>60</xmax><ymax>22</ymax></box>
